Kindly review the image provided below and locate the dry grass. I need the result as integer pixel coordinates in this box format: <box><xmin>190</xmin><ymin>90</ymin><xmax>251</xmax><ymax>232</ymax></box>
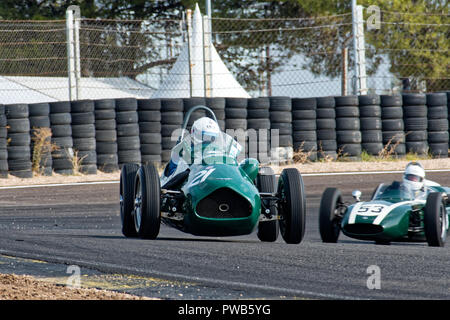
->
<box><xmin>292</xmin><ymin>141</ymin><xmax>315</xmax><ymax>164</ymax></box>
<box><xmin>69</xmin><ymin>149</ymin><xmax>88</xmax><ymax>176</ymax></box>
<box><xmin>31</xmin><ymin>127</ymin><xmax>58</xmax><ymax>175</ymax></box>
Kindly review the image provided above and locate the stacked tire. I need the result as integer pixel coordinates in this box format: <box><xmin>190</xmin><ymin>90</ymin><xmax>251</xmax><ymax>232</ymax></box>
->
<box><xmin>0</xmin><ymin>105</ymin><xmax>8</xmax><ymax>178</ymax></box>
<box><xmin>5</xmin><ymin>104</ymin><xmax>32</xmax><ymax>178</ymax></box>
<box><xmin>247</xmin><ymin>97</ymin><xmax>271</xmax><ymax>162</ymax></box>
<box><xmin>206</xmin><ymin>97</ymin><xmax>226</xmax><ymax>131</ymax></box>
<box><xmin>29</xmin><ymin>102</ymin><xmax>52</xmax><ymax>175</ymax></box>
<box><xmin>292</xmin><ymin>98</ymin><xmax>317</xmax><ymax>161</ymax></box>
<box><xmin>426</xmin><ymin>93</ymin><xmax>448</xmax><ymax>158</ymax></box>
<box><xmin>160</xmin><ymin>98</ymin><xmax>184</xmax><ymax>163</ymax></box>
<box><xmin>49</xmin><ymin>101</ymin><xmax>73</xmax><ymax>175</ymax></box>
<box><xmin>380</xmin><ymin>95</ymin><xmax>406</xmax><ymax>157</ymax></box>
<box><xmin>269</xmin><ymin>96</ymin><xmax>293</xmax><ymax>163</ymax></box>
<box><xmin>138</xmin><ymin>99</ymin><xmax>162</xmax><ymax>166</ymax></box>
<box><xmin>316</xmin><ymin>97</ymin><xmax>337</xmax><ymax>160</ymax></box>
<box><xmin>358</xmin><ymin>95</ymin><xmax>383</xmax><ymax>156</ymax></box>
<box><xmin>335</xmin><ymin>96</ymin><xmax>361</xmax><ymax>160</ymax></box>
<box><xmin>71</xmin><ymin>100</ymin><xmax>97</xmax><ymax>174</ymax></box>
<box><xmin>95</xmin><ymin>99</ymin><xmax>119</xmax><ymax>172</ymax></box>
<box><xmin>115</xmin><ymin>98</ymin><xmax>141</xmax><ymax>166</ymax></box>
<box><xmin>225</xmin><ymin>98</ymin><xmax>248</xmax><ymax>160</ymax></box>
<box><xmin>402</xmin><ymin>94</ymin><xmax>428</xmax><ymax>156</ymax></box>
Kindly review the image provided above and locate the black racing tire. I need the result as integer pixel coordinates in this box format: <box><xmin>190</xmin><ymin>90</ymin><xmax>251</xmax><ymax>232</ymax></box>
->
<box><xmin>292</xmin><ymin>98</ymin><xmax>317</xmax><ymax>111</ymax></box>
<box><xmin>161</xmin><ymin>98</ymin><xmax>184</xmax><ymax>112</ymax></box>
<box><xmin>49</xmin><ymin>101</ymin><xmax>71</xmax><ymax>114</ymax></box>
<box><xmin>247</xmin><ymin>119</ymin><xmax>270</xmax><ymax>130</ymax></box>
<box><xmin>426</xmin><ymin>93</ymin><xmax>447</xmax><ymax>106</ymax></box>
<box><xmin>335</xmin><ymin>106</ymin><xmax>359</xmax><ymax>118</ymax></box>
<box><xmin>137</xmin><ymin>99</ymin><xmax>161</xmax><ymax>111</ymax></box>
<box><xmin>402</xmin><ymin>93</ymin><xmax>426</xmax><ymax>106</ymax></box>
<box><xmin>270</xmin><ymin>111</ymin><xmax>292</xmax><ymax>123</ymax></box>
<box><xmin>293</xmin><ymin>119</ymin><xmax>316</xmax><ymax>131</ymax></box>
<box><xmin>117</xmin><ymin>124</ymin><xmax>140</xmax><ymax>137</ymax></box>
<box><xmin>134</xmin><ymin>164</ymin><xmax>161</xmax><ymax>239</ymax></box>
<box><xmin>335</xmin><ymin>95</ymin><xmax>358</xmax><ymax>107</ymax></box>
<box><xmin>360</xmin><ymin>118</ymin><xmax>382</xmax><ymax>130</ymax></box>
<box><xmin>94</xmin><ymin>109</ymin><xmax>116</xmax><ymax>120</ymax></box>
<box><xmin>358</xmin><ymin>95</ymin><xmax>380</xmax><ymax>106</ymax></box>
<box><xmin>94</xmin><ymin>99</ymin><xmax>115</xmax><ymax>110</ymax></box>
<box><xmin>138</xmin><ymin>111</ymin><xmax>161</xmax><ymax>122</ymax></box>
<box><xmin>5</xmin><ymin>104</ymin><xmax>28</xmax><ymax>119</ymax></box>
<box><xmin>115</xmin><ymin>98</ymin><xmax>137</xmax><ymax>112</ymax></box>
<box><xmin>336</xmin><ymin>118</ymin><xmax>360</xmax><ymax>131</ymax></box>
<box><xmin>256</xmin><ymin>167</ymin><xmax>279</xmax><ymax>242</ymax></box>
<box><xmin>50</xmin><ymin>113</ymin><xmax>71</xmax><ymax>125</ymax></box>
<box><xmin>29</xmin><ymin>103</ymin><xmax>50</xmax><ymax>117</ymax></box>
<box><xmin>120</xmin><ymin>163</ymin><xmax>140</xmax><ymax>237</ymax></box>
<box><xmin>319</xmin><ymin>188</ymin><xmax>343</xmax><ymax>243</ymax></box>
<box><xmin>380</xmin><ymin>95</ymin><xmax>402</xmax><ymax>107</ymax></box>
<box><xmin>116</xmin><ymin>111</ymin><xmax>138</xmax><ymax>124</ymax></box>
<box><xmin>71</xmin><ymin>100</ymin><xmax>95</xmax><ymax>113</ymax></box>
<box><xmin>316</xmin><ymin>108</ymin><xmax>336</xmax><ymax>119</ymax></box>
<box><xmin>277</xmin><ymin>168</ymin><xmax>306</xmax><ymax>244</ymax></box>
<box><xmin>247</xmin><ymin>97</ymin><xmax>269</xmax><ymax>110</ymax></box>
<box><xmin>424</xmin><ymin>192</ymin><xmax>448</xmax><ymax>247</ymax></box>
<box><xmin>316</xmin><ymin>96</ymin><xmax>335</xmax><ymax>108</ymax></box>
<box><xmin>381</xmin><ymin>106</ymin><xmax>403</xmax><ymax>119</ymax></box>
<box><xmin>403</xmin><ymin>105</ymin><xmax>427</xmax><ymax>118</ymax></box>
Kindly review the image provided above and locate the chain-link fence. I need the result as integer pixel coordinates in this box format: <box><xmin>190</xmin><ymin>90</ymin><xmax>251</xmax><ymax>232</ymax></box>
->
<box><xmin>0</xmin><ymin>6</ymin><xmax>448</xmax><ymax>103</ymax></box>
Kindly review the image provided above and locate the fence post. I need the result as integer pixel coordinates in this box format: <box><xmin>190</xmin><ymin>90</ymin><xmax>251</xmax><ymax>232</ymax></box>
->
<box><xmin>203</xmin><ymin>15</ymin><xmax>212</xmax><ymax>98</ymax></box>
<box><xmin>186</xmin><ymin>9</ymin><xmax>193</xmax><ymax>98</ymax></box>
<box><xmin>351</xmin><ymin>1</ymin><xmax>367</xmax><ymax>95</ymax></box>
<box><xmin>342</xmin><ymin>47</ymin><xmax>348</xmax><ymax>96</ymax></box>
<box><xmin>66</xmin><ymin>5</ymin><xmax>81</xmax><ymax>101</ymax></box>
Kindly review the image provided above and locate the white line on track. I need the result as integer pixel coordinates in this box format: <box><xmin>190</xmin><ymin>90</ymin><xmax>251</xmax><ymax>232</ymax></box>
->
<box><xmin>0</xmin><ymin>249</ymin><xmax>364</xmax><ymax>300</ymax></box>
<box><xmin>1</xmin><ymin>168</ymin><xmax>450</xmax><ymax>189</ymax></box>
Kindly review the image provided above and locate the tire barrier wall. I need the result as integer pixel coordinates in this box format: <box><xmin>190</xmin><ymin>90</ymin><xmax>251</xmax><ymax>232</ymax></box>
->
<box><xmin>0</xmin><ymin>92</ymin><xmax>449</xmax><ymax>178</ymax></box>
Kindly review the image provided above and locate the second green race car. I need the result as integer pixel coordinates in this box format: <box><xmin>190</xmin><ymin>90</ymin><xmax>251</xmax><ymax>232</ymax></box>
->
<box><xmin>319</xmin><ymin>180</ymin><xmax>449</xmax><ymax>247</ymax></box>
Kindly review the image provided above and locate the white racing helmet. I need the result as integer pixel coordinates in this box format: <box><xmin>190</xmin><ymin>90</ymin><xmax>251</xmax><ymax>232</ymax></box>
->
<box><xmin>190</xmin><ymin>117</ymin><xmax>220</xmax><ymax>145</ymax></box>
<box><xmin>403</xmin><ymin>162</ymin><xmax>425</xmax><ymax>191</ymax></box>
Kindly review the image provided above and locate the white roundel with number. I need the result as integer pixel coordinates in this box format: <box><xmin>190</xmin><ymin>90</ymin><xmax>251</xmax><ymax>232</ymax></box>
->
<box><xmin>348</xmin><ymin>202</ymin><xmax>398</xmax><ymax>225</ymax></box>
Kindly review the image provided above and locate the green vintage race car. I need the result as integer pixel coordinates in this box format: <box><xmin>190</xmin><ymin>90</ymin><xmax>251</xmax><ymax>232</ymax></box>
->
<box><xmin>119</xmin><ymin>106</ymin><xmax>306</xmax><ymax>244</ymax></box>
<box><xmin>319</xmin><ymin>181</ymin><xmax>449</xmax><ymax>246</ymax></box>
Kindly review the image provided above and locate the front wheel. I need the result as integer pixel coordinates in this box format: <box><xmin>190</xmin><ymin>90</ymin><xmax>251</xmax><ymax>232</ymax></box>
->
<box><xmin>134</xmin><ymin>164</ymin><xmax>161</xmax><ymax>239</ymax></box>
<box><xmin>277</xmin><ymin>168</ymin><xmax>306</xmax><ymax>244</ymax></box>
<box><xmin>120</xmin><ymin>163</ymin><xmax>139</xmax><ymax>237</ymax></box>
<box><xmin>424</xmin><ymin>192</ymin><xmax>448</xmax><ymax>247</ymax></box>
<box><xmin>319</xmin><ymin>188</ymin><xmax>343</xmax><ymax>243</ymax></box>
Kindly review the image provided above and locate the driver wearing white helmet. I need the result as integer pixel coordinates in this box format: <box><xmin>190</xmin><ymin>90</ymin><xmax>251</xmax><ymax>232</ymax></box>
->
<box><xmin>163</xmin><ymin>117</ymin><xmax>241</xmax><ymax>181</ymax></box>
<box><xmin>402</xmin><ymin>161</ymin><xmax>426</xmax><ymax>193</ymax></box>
<box><xmin>401</xmin><ymin>161</ymin><xmax>442</xmax><ymax>199</ymax></box>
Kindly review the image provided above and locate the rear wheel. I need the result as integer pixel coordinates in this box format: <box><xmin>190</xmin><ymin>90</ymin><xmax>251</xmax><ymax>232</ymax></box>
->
<box><xmin>120</xmin><ymin>163</ymin><xmax>139</xmax><ymax>237</ymax></box>
<box><xmin>424</xmin><ymin>192</ymin><xmax>448</xmax><ymax>247</ymax></box>
<box><xmin>319</xmin><ymin>188</ymin><xmax>343</xmax><ymax>243</ymax></box>
<box><xmin>277</xmin><ymin>168</ymin><xmax>306</xmax><ymax>244</ymax></box>
<box><xmin>134</xmin><ymin>164</ymin><xmax>161</xmax><ymax>239</ymax></box>
<box><xmin>256</xmin><ymin>167</ymin><xmax>279</xmax><ymax>242</ymax></box>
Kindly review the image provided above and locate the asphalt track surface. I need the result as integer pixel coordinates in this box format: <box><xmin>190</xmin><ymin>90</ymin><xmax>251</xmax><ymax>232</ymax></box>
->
<box><xmin>0</xmin><ymin>172</ymin><xmax>449</xmax><ymax>300</ymax></box>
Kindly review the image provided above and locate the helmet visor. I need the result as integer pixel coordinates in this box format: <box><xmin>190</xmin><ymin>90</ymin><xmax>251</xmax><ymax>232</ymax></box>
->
<box><xmin>405</xmin><ymin>174</ymin><xmax>423</xmax><ymax>182</ymax></box>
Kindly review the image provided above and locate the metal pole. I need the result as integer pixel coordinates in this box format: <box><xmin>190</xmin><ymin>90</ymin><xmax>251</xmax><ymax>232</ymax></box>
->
<box><xmin>66</xmin><ymin>8</ymin><xmax>75</xmax><ymax>101</ymax></box>
<box><xmin>186</xmin><ymin>9</ymin><xmax>193</xmax><ymax>98</ymax></box>
<box><xmin>342</xmin><ymin>47</ymin><xmax>348</xmax><ymax>96</ymax></box>
<box><xmin>205</xmin><ymin>0</ymin><xmax>212</xmax><ymax>34</ymax></box>
<box><xmin>351</xmin><ymin>0</ymin><xmax>359</xmax><ymax>95</ymax></box>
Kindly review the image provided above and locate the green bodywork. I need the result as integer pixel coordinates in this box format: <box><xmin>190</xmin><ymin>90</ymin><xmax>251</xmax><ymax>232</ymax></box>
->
<box><xmin>341</xmin><ymin>183</ymin><xmax>450</xmax><ymax>242</ymax></box>
<box><xmin>161</xmin><ymin>156</ymin><xmax>262</xmax><ymax>237</ymax></box>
